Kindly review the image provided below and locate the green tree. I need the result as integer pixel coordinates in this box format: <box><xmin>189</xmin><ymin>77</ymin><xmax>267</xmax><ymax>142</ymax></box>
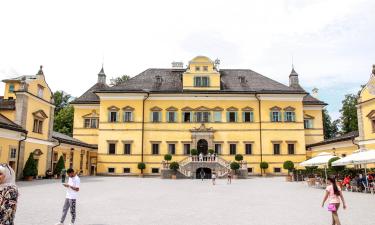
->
<box><xmin>260</xmin><ymin>162</ymin><xmax>269</xmax><ymax>174</ymax></box>
<box><xmin>53</xmin><ymin>91</ymin><xmax>71</xmax><ymax>114</ymax></box>
<box><xmin>323</xmin><ymin>109</ymin><xmax>339</xmax><ymax>139</ymax></box>
<box><xmin>138</xmin><ymin>162</ymin><xmax>146</xmax><ymax>174</ymax></box>
<box><xmin>169</xmin><ymin>161</ymin><xmax>180</xmax><ymax>175</ymax></box>
<box><xmin>54</xmin><ymin>105</ymin><xmax>74</xmax><ymax>136</ymax></box>
<box><xmin>23</xmin><ymin>153</ymin><xmax>38</xmax><ymax>178</ymax></box>
<box><xmin>54</xmin><ymin>155</ymin><xmax>65</xmax><ymax>175</ymax></box>
<box><xmin>230</xmin><ymin>162</ymin><xmax>240</xmax><ymax>174</ymax></box>
<box><xmin>283</xmin><ymin>160</ymin><xmax>295</xmax><ymax>176</ymax></box>
<box><xmin>110</xmin><ymin>75</ymin><xmax>131</xmax><ymax>86</ymax></box>
<box><xmin>339</xmin><ymin>94</ymin><xmax>358</xmax><ymax>133</ymax></box>
<box><xmin>235</xmin><ymin>154</ymin><xmax>243</xmax><ymax>162</ymax></box>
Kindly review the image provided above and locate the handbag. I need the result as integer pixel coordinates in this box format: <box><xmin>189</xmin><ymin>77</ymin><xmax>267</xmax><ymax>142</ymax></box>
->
<box><xmin>328</xmin><ymin>203</ymin><xmax>337</xmax><ymax>212</ymax></box>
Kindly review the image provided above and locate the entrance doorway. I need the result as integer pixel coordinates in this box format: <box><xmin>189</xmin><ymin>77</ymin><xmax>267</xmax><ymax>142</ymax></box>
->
<box><xmin>197</xmin><ymin>139</ymin><xmax>208</xmax><ymax>155</ymax></box>
<box><xmin>196</xmin><ymin>167</ymin><xmax>212</xmax><ymax>179</ymax></box>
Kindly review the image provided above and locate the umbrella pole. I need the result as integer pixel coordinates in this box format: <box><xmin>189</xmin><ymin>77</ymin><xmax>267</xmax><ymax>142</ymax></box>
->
<box><xmin>365</xmin><ymin>165</ymin><xmax>368</xmax><ymax>187</ymax></box>
<box><xmin>324</xmin><ymin>166</ymin><xmax>328</xmax><ymax>184</ymax></box>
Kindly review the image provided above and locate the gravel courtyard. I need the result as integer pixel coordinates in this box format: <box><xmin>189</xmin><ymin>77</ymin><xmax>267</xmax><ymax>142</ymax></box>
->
<box><xmin>15</xmin><ymin>177</ymin><xmax>374</xmax><ymax>225</ymax></box>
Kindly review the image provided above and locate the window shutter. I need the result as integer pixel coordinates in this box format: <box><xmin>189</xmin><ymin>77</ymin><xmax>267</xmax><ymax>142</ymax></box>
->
<box><xmin>166</xmin><ymin>112</ymin><xmax>170</xmax><ymax>122</ymax></box>
<box><xmin>292</xmin><ymin>112</ymin><xmax>295</xmax><ymax>122</ymax></box>
<box><xmin>158</xmin><ymin>112</ymin><xmax>162</xmax><ymax>122</ymax></box>
<box><xmin>116</xmin><ymin>112</ymin><xmax>119</xmax><ymax>122</ymax></box>
<box><xmin>270</xmin><ymin>112</ymin><xmax>273</xmax><ymax>122</ymax></box>
<box><xmin>174</xmin><ymin>112</ymin><xmax>178</xmax><ymax>122</ymax></box>
<box><xmin>208</xmin><ymin>112</ymin><xmax>211</xmax><ymax>122</ymax></box>
<box><xmin>194</xmin><ymin>112</ymin><xmax>197</xmax><ymax>122</ymax></box>
<box><xmin>130</xmin><ymin>112</ymin><xmax>133</xmax><ymax>122</ymax></box>
<box><xmin>150</xmin><ymin>112</ymin><xmax>153</xmax><ymax>122</ymax></box>
<box><xmin>189</xmin><ymin>112</ymin><xmax>193</xmax><ymax>122</ymax></box>
<box><xmin>278</xmin><ymin>112</ymin><xmax>281</xmax><ymax>122</ymax></box>
<box><xmin>194</xmin><ymin>77</ymin><xmax>197</xmax><ymax>86</ymax></box>
<box><xmin>250</xmin><ymin>112</ymin><xmax>254</xmax><ymax>122</ymax></box>
<box><xmin>284</xmin><ymin>112</ymin><xmax>287</xmax><ymax>121</ymax></box>
<box><xmin>207</xmin><ymin>77</ymin><xmax>210</xmax><ymax>87</ymax></box>
<box><xmin>123</xmin><ymin>112</ymin><xmax>126</xmax><ymax>122</ymax></box>
<box><xmin>226</xmin><ymin>112</ymin><xmax>230</xmax><ymax>122</ymax></box>
<box><xmin>108</xmin><ymin>112</ymin><xmax>111</xmax><ymax>122</ymax></box>
<box><xmin>242</xmin><ymin>112</ymin><xmax>245</xmax><ymax>122</ymax></box>
<box><xmin>234</xmin><ymin>112</ymin><xmax>238</xmax><ymax>122</ymax></box>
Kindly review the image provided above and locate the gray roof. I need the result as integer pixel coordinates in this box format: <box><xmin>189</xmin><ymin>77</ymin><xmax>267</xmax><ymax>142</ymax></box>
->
<box><xmin>52</xmin><ymin>131</ymin><xmax>97</xmax><ymax>149</ymax></box>
<box><xmin>306</xmin><ymin>131</ymin><xmax>359</xmax><ymax>148</ymax></box>
<box><xmin>0</xmin><ymin>97</ymin><xmax>16</xmax><ymax>110</ymax></box>
<box><xmin>71</xmin><ymin>82</ymin><xmax>109</xmax><ymax>104</ymax></box>
<box><xmin>0</xmin><ymin>113</ymin><xmax>26</xmax><ymax>133</ymax></box>
<box><xmin>303</xmin><ymin>94</ymin><xmax>327</xmax><ymax>106</ymax></box>
<box><xmin>2</xmin><ymin>75</ymin><xmax>37</xmax><ymax>83</ymax></box>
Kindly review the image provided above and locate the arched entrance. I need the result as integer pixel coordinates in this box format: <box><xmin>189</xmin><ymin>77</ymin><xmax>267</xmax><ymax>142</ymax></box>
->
<box><xmin>197</xmin><ymin>139</ymin><xmax>208</xmax><ymax>155</ymax></box>
<box><xmin>196</xmin><ymin>167</ymin><xmax>212</xmax><ymax>179</ymax></box>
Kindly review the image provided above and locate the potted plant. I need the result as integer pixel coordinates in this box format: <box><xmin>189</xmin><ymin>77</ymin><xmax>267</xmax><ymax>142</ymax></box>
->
<box><xmin>53</xmin><ymin>155</ymin><xmax>65</xmax><ymax>178</ymax></box>
<box><xmin>169</xmin><ymin>161</ymin><xmax>180</xmax><ymax>179</ymax></box>
<box><xmin>137</xmin><ymin>162</ymin><xmax>146</xmax><ymax>178</ymax></box>
<box><xmin>283</xmin><ymin>160</ymin><xmax>295</xmax><ymax>182</ymax></box>
<box><xmin>190</xmin><ymin>149</ymin><xmax>198</xmax><ymax>161</ymax></box>
<box><xmin>23</xmin><ymin>153</ymin><xmax>38</xmax><ymax>181</ymax></box>
<box><xmin>164</xmin><ymin>154</ymin><xmax>172</xmax><ymax>167</ymax></box>
<box><xmin>260</xmin><ymin>161</ymin><xmax>269</xmax><ymax>177</ymax></box>
<box><xmin>230</xmin><ymin>162</ymin><xmax>240</xmax><ymax>179</ymax></box>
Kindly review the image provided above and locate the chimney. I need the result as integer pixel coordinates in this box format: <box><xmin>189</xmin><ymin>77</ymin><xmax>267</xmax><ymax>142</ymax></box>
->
<box><xmin>372</xmin><ymin>64</ymin><xmax>375</xmax><ymax>76</ymax></box>
<box><xmin>289</xmin><ymin>67</ymin><xmax>300</xmax><ymax>88</ymax></box>
<box><xmin>36</xmin><ymin>65</ymin><xmax>44</xmax><ymax>78</ymax></box>
<box><xmin>214</xmin><ymin>58</ymin><xmax>220</xmax><ymax>70</ymax></box>
<box><xmin>171</xmin><ymin>61</ymin><xmax>184</xmax><ymax>69</ymax></box>
<box><xmin>312</xmin><ymin>87</ymin><xmax>319</xmax><ymax>98</ymax></box>
<box><xmin>98</xmin><ymin>66</ymin><xmax>106</xmax><ymax>84</ymax></box>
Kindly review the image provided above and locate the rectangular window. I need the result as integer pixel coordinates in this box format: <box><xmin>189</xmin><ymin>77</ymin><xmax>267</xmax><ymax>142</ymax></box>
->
<box><xmin>214</xmin><ymin>144</ymin><xmax>221</xmax><ymax>154</ymax></box>
<box><xmin>274</xmin><ymin>168</ymin><xmax>281</xmax><ymax>173</ymax></box>
<box><xmin>247</xmin><ymin>168</ymin><xmax>253</xmax><ymax>173</ymax></box>
<box><xmin>167</xmin><ymin>112</ymin><xmax>176</xmax><ymax>122</ymax></box>
<box><xmin>110</xmin><ymin>111</ymin><xmax>118</xmax><ymax>122</ymax></box>
<box><xmin>195</xmin><ymin>66</ymin><xmax>200</xmax><ymax>71</ymax></box>
<box><xmin>124</xmin><ymin>144</ymin><xmax>131</xmax><ymax>155</ymax></box>
<box><xmin>9</xmin><ymin>84</ymin><xmax>15</xmax><ymax>93</ymax></box>
<box><xmin>304</xmin><ymin>119</ymin><xmax>313</xmax><ymax>129</ymax></box>
<box><xmin>288</xmin><ymin>144</ymin><xmax>295</xmax><ymax>155</ymax></box>
<box><xmin>168</xmin><ymin>144</ymin><xmax>176</xmax><ymax>155</ymax></box>
<box><xmin>194</xmin><ymin>77</ymin><xmax>209</xmax><ymax>87</ymax></box>
<box><xmin>37</xmin><ymin>85</ymin><xmax>44</xmax><ymax>98</ymax></box>
<box><xmin>243</xmin><ymin>112</ymin><xmax>254</xmax><ymax>122</ymax></box>
<box><xmin>152</xmin><ymin>168</ymin><xmax>160</xmax><ymax>174</ymax></box>
<box><xmin>245</xmin><ymin>144</ymin><xmax>252</xmax><ymax>155</ymax></box>
<box><xmin>10</xmin><ymin>148</ymin><xmax>17</xmax><ymax>159</ymax></box>
<box><xmin>108</xmin><ymin>143</ymin><xmax>116</xmax><ymax>154</ymax></box>
<box><xmin>91</xmin><ymin>118</ymin><xmax>98</xmax><ymax>128</ymax></box>
<box><xmin>203</xmin><ymin>66</ymin><xmax>208</xmax><ymax>71</ymax></box>
<box><xmin>33</xmin><ymin>119</ymin><xmax>43</xmax><ymax>133</ymax></box>
<box><xmin>183</xmin><ymin>112</ymin><xmax>191</xmax><ymax>122</ymax></box>
<box><xmin>80</xmin><ymin>153</ymin><xmax>84</xmax><ymax>170</ymax></box>
<box><xmin>271</xmin><ymin>111</ymin><xmax>281</xmax><ymax>122</ymax></box>
<box><xmin>123</xmin><ymin>112</ymin><xmax>133</xmax><ymax>122</ymax></box>
<box><xmin>108</xmin><ymin>168</ymin><xmax>115</xmax><ymax>173</ymax></box>
<box><xmin>228</xmin><ymin>112</ymin><xmax>237</xmax><ymax>122</ymax></box>
<box><xmin>123</xmin><ymin>168</ymin><xmax>130</xmax><ymax>173</ymax></box>
<box><xmin>152</xmin><ymin>112</ymin><xmax>160</xmax><ymax>122</ymax></box>
<box><xmin>229</xmin><ymin>144</ymin><xmax>236</xmax><ymax>155</ymax></box>
<box><xmin>285</xmin><ymin>112</ymin><xmax>295</xmax><ymax>122</ymax></box>
<box><xmin>84</xmin><ymin>119</ymin><xmax>90</xmax><ymax>128</ymax></box>
<box><xmin>196</xmin><ymin>112</ymin><xmax>210</xmax><ymax>123</ymax></box>
<box><xmin>214</xmin><ymin>111</ymin><xmax>222</xmax><ymax>122</ymax></box>
<box><xmin>273</xmin><ymin>144</ymin><xmax>280</xmax><ymax>155</ymax></box>
<box><xmin>202</xmin><ymin>77</ymin><xmax>209</xmax><ymax>86</ymax></box>
<box><xmin>184</xmin><ymin>144</ymin><xmax>190</xmax><ymax>155</ymax></box>
<box><xmin>152</xmin><ymin>143</ymin><xmax>159</xmax><ymax>155</ymax></box>
<box><xmin>53</xmin><ymin>152</ymin><xmax>58</xmax><ymax>161</ymax></box>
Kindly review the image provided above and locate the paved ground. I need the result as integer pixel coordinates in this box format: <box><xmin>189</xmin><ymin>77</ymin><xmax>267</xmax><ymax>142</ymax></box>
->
<box><xmin>15</xmin><ymin>177</ymin><xmax>374</xmax><ymax>225</ymax></box>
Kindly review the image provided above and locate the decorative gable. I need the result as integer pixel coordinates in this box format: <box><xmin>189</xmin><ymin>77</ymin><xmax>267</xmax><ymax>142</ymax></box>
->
<box><xmin>107</xmin><ymin>106</ymin><xmax>120</xmax><ymax>111</ymax></box>
<box><xmin>226</xmin><ymin>106</ymin><xmax>238</xmax><ymax>111</ymax></box>
<box><xmin>304</xmin><ymin>114</ymin><xmax>315</xmax><ymax>119</ymax></box>
<box><xmin>367</xmin><ymin>110</ymin><xmax>375</xmax><ymax>119</ymax></box>
<box><xmin>150</xmin><ymin>106</ymin><xmax>163</xmax><ymax>111</ymax></box>
<box><xmin>122</xmin><ymin>106</ymin><xmax>135</xmax><ymax>111</ymax></box>
<box><xmin>241</xmin><ymin>106</ymin><xmax>254</xmax><ymax>111</ymax></box>
<box><xmin>166</xmin><ymin>106</ymin><xmax>178</xmax><ymax>111</ymax></box>
<box><xmin>212</xmin><ymin>106</ymin><xmax>224</xmax><ymax>111</ymax></box>
<box><xmin>181</xmin><ymin>106</ymin><xmax>194</xmax><ymax>111</ymax></box>
<box><xmin>32</xmin><ymin>110</ymin><xmax>48</xmax><ymax>120</ymax></box>
<box><xmin>33</xmin><ymin>149</ymin><xmax>43</xmax><ymax>157</ymax></box>
<box><xmin>270</xmin><ymin>106</ymin><xmax>282</xmax><ymax>111</ymax></box>
<box><xmin>82</xmin><ymin>110</ymin><xmax>99</xmax><ymax>118</ymax></box>
<box><xmin>283</xmin><ymin>106</ymin><xmax>296</xmax><ymax>111</ymax></box>
<box><xmin>195</xmin><ymin>106</ymin><xmax>211</xmax><ymax>111</ymax></box>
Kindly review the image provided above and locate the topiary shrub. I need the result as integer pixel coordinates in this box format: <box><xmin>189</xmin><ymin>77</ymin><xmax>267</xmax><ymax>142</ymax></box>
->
<box><xmin>169</xmin><ymin>161</ymin><xmax>179</xmax><ymax>175</ymax></box>
<box><xmin>190</xmin><ymin>149</ymin><xmax>198</xmax><ymax>156</ymax></box>
<box><xmin>230</xmin><ymin>162</ymin><xmax>240</xmax><ymax>174</ymax></box>
<box><xmin>164</xmin><ymin>154</ymin><xmax>172</xmax><ymax>166</ymax></box>
<box><xmin>283</xmin><ymin>160</ymin><xmax>295</xmax><ymax>175</ymax></box>
<box><xmin>54</xmin><ymin>155</ymin><xmax>65</xmax><ymax>175</ymax></box>
<box><xmin>208</xmin><ymin>149</ymin><xmax>214</xmax><ymax>154</ymax></box>
<box><xmin>235</xmin><ymin>154</ymin><xmax>243</xmax><ymax>162</ymax></box>
<box><xmin>137</xmin><ymin>162</ymin><xmax>146</xmax><ymax>174</ymax></box>
<box><xmin>260</xmin><ymin>161</ymin><xmax>269</xmax><ymax>174</ymax></box>
<box><xmin>23</xmin><ymin>153</ymin><xmax>38</xmax><ymax>179</ymax></box>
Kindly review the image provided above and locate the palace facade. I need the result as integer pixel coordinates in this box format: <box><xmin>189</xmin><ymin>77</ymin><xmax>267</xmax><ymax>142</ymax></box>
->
<box><xmin>71</xmin><ymin>56</ymin><xmax>326</xmax><ymax>177</ymax></box>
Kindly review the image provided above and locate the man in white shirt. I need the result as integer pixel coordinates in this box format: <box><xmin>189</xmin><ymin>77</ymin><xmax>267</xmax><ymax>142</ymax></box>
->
<box><xmin>56</xmin><ymin>168</ymin><xmax>80</xmax><ymax>225</ymax></box>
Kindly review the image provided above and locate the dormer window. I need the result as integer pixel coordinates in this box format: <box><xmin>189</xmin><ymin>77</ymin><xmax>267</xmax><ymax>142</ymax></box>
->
<box><xmin>32</xmin><ymin>110</ymin><xmax>48</xmax><ymax>134</ymax></box>
<box><xmin>9</xmin><ymin>84</ymin><xmax>15</xmax><ymax>93</ymax></box>
<box><xmin>239</xmin><ymin>76</ymin><xmax>246</xmax><ymax>84</ymax></box>
<box><xmin>37</xmin><ymin>85</ymin><xmax>44</xmax><ymax>98</ymax></box>
<box><xmin>155</xmin><ymin>75</ymin><xmax>162</xmax><ymax>85</ymax></box>
<box><xmin>194</xmin><ymin>76</ymin><xmax>209</xmax><ymax>87</ymax></box>
<box><xmin>195</xmin><ymin>66</ymin><xmax>200</xmax><ymax>71</ymax></box>
<box><xmin>203</xmin><ymin>66</ymin><xmax>208</xmax><ymax>71</ymax></box>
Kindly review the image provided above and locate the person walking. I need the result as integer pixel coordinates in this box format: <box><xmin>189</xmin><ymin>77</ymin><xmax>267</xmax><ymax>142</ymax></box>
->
<box><xmin>0</xmin><ymin>164</ymin><xmax>18</xmax><ymax>225</ymax></box>
<box><xmin>56</xmin><ymin>168</ymin><xmax>80</xmax><ymax>225</ymax></box>
<box><xmin>199</xmin><ymin>152</ymin><xmax>203</xmax><ymax>162</ymax></box>
<box><xmin>212</xmin><ymin>172</ymin><xmax>216</xmax><ymax>185</ymax></box>
<box><xmin>227</xmin><ymin>172</ymin><xmax>232</xmax><ymax>184</ymax></box>
<box><xmin>61</xmin><ymin>168</ymin><xmax>66</xmax><ymax>183</ymax></box>
<box><xmin>200</xmin><ymin>169</ymin><xmax>205</xmax><ymax>181</ymax></box>
<box><xmin>322</xmin><ymin>177</ymin><xmax>347</xmax><ymax>225</ymax></box>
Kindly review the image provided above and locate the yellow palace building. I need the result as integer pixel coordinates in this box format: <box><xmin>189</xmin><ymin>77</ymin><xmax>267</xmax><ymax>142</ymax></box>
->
<box><xmin>0</xmin><ymin>66</ymin><xmax>97</xmax><ymax>179</ymax></box>
<box><xmin>72</xmin><ymin>56</ymin><xmax>326</xmax><ymax>177</ymax></box>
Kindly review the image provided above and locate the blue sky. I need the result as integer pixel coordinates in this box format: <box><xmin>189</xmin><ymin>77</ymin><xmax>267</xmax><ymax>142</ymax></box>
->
<box><xmin>0</xmin><ymin>0</ymin><xmax>374</xmax><ymax>120</ymax></box>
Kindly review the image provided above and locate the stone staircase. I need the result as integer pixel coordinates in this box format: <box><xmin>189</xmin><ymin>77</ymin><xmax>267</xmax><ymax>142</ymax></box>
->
<box><xmin>177</xmin><ymin>155</ymin><xmax>232</xmax><ymax>178</ymax></box>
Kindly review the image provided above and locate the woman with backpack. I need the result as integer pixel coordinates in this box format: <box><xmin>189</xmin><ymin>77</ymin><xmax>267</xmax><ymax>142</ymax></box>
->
<box><xmin>321</xmin><ymin>177</ymin><xmax>347</xmax><ymax>225</ymax></box>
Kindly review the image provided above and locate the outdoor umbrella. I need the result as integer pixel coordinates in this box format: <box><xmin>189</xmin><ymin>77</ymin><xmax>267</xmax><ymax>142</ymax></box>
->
<box><xmin>300</xmin><ymin>152</ymin><xmax>337</xmax><ymax>182</ymax></box>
